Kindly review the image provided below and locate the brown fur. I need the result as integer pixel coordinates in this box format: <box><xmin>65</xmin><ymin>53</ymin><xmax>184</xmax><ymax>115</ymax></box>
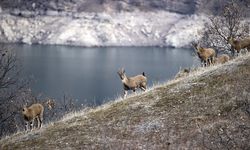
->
<box><xmin>215</xmin><ymin>54</ymin><xmax>230</xmax><ymax>64</ymax></box>
<box><xmin>22</xmin><ymin>103</ymin><xmax>44</xmax><ymax>130</ymax></box>
<box><xmin>117</xmin><ymin>68</ymin><xmax>147</xmax><ymax>98</ymax></box>
<box><xmin>228</xmin><ymin>37</ymin><xmax>250</xmax><ymax>54</ymax></box>
<box><xmin>192</xmin><ymin>43</ymin><xmax>216</xmax><ymax>67</ymax></box>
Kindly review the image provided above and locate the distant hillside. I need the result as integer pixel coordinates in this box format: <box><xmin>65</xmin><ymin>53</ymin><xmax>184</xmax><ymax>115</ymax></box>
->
<box><xmin>0</xmin><ymin>0</ymin><xmax>196</xmax><ymax>14</ymax></box>
<box><xmin>1</xmin><ymin>54</ymin><xmax>250</xmax><ymax>149</ymax></box>
<box><xmin>0</xmin><ymin>0</ymin><xmax>249</xmax><ymax>15</ymax></box>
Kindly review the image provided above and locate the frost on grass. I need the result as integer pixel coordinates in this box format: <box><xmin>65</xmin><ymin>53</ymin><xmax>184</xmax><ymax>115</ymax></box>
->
<box><xmin>134</xmin><ymin>119</ymin><xmax>163</xmax><ymax>134</ymax></box>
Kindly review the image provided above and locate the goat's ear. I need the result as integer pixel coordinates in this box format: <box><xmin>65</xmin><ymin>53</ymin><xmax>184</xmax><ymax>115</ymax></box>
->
<box><xmin>24</xmin><ymin>102</ymin><xmax>28</xmax><ymax>107</ymax></box>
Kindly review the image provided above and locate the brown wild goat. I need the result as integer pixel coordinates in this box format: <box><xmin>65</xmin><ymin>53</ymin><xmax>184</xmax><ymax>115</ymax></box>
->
<box><xmin>214</xmin><ymin>54</ymin><xmax>230</xmax><ymax>64</ymax></box>
<box><xmin>22</xmin><ymin>100</ymin><xmax>54</xmax><ymax>131</ymax></box>
<box><xmin>117</xmin><ymin>68</ymin><xmax>147</xmax><ymax>98</ymax></box>
<box><xmin>192</xmin><ymin>43</ymin><xmax>216</xmax><ymax>67</ymax></box>
<box><xmin>227</xmin><ymin>36</ymin><xmax>250</xmax><ymax>55</ymax></box>
<box><xmin>22</xmin><ymin>103</ymin><xmax>44</xmax><ymax>131</ymax></box>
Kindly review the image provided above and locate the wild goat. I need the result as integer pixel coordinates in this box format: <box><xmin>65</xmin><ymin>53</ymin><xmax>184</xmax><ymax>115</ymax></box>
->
<box><xmin>117</xmin><ymin>68</ymin><xmax>147</xmax><ymax>98</ymax></box>
<box><xmin>227</xmin><ymin>36</ymin><xmax>250</xmax><ymax>55</ymax></box>
<box><xmin>192</xmin><ymin>43</ymin><xmax>216</xmax><ymax>67</ymax></box>
<box><xmin>214</xmin><ymin>54</ymin><xmax>230</xmax><ymax>64</ymax></box>
<box><xmin>22</xmin><ymin>100</ymin><xmax>54</xmax><ymax>131</ymax></box>
<box><xmin>22</xmin><ymin>103</ymin><xmax>44</xmax><ymax>131</ymax></box>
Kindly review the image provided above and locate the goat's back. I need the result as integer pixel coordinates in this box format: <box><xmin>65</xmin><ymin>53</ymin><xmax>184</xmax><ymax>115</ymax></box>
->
<box><xmin>130</xmin><ymin>75</ymin><xmax>147</xmax><ymax>83</ymax></box>
<box><xmin>28</xmin><ymin>103</ymin><xmax>44</xmax><ymax>116</ymax></box>
<box><xmin>241</xmin><ymin>37</ymin><xmax>250</xmax><ymax>47</ymax></box>
<box><xmin>198</xmin><ymin>48</ymin><xmax>215</xmax><ymax>59</ymax></box>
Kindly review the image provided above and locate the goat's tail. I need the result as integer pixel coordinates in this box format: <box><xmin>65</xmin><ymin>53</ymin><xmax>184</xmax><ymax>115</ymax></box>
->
<box><xmin>142</xmin><ymin>72</ymin><xmax>146</xmax><ymax>77</ymax></box>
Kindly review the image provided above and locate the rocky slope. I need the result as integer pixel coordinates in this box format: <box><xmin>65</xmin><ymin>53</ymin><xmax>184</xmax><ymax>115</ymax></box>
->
<box><xmin>1</xmin><ymin>54</ymin><xmax>250</xmax><ymax>149</ymax></box>
<box><xmin>0</xmin><ymin>12</ymin><xmax>206</xmax><ymax>47</ymax></box>
<box><xmin>0</xmin><ymin>0</ymin><xmax>197</xmax><ymax>14</ymax></box>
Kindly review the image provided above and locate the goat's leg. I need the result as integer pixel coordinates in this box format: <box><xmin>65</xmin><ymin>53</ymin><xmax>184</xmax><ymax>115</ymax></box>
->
<box><xmin>37</xmin><ymin>117</ymin><xmax>41</xmax><ymax>129</ymax></box>
<box><xmin>202</xmin><ymin>60</ymin><xmax>206</xmax><ymax>67</ymax></box>
<box><xmin>211</xmin><ymin>57</ymin><xmax>215</xmax><ymax>65</ymax></box>
<box><xmin>30</xmin><ymin>119</ymin><xmax>35</xmax><ymax>131</ymax></box>
<box><xmin>39</xmin><ymin>113</ymin><xmax>43</xmax><ymax>128</ymax></box>
<box><xmin>208</xmin><ymin>58</ymin><xmax>212</xmax><ymax>66</ymax></box>
<box><xmin>25</xmin><ymin>121</ymin><xmax>29</xmax><ymax>131</ymax></box>
<box><xmin>141</xmin><ymin>87</ymin><xmax>146</xmax><ymax>92</ymax></box>
<box><xmin>123</xmin><ymin>90</ymin><xmax>128</xmax><ymax>98</ymax></box>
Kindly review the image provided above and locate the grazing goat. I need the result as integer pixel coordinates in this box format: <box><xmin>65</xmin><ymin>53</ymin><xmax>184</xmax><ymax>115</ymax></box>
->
<box><xmin>117</xmin><ymin>68</ymin><xmax>147</xmax><ymax>98</ymax></box>
<box><xmin>214</xmin><ymin>54</ymin><xmax>230</xmax><ymax>64</ymax></box>
<box><xmin>22</xmin><ymin>103</ymin><xmax>44</xmax><ymax>131</ymax></box>
<box><xmin>227</xmin><ymin>36</ymin><xmax>250</xmax><ymax>55</ymax></box>
<box><xmin>192</xmin><ymin>43</ymin><xmax>216</xmax><ymax>67</ymax></box>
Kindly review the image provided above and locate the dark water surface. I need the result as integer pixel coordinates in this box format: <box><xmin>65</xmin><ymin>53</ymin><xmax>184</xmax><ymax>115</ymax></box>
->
<box><xmin>12</xmin><ymin>44</ymin><xmax>198</xmax><ymax>105</ymax></box>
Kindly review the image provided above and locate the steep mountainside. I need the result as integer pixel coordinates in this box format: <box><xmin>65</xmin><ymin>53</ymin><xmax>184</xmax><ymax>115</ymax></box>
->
<box><xmin>1</xmin><ymin>54</ymin><xmax>250</xmax><ymax>149</ymax></box>
<box><xmin>0</xmin><ymin>0</ymin><xmax>196</xmax><ymax>14</ymax></box>
<box><xmin>0</xmin><ymin>0</ymin><xmax>249</xmax><ymax>15</ymax></box>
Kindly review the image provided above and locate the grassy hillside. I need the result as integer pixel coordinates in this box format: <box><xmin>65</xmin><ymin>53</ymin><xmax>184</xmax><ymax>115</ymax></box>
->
<box><xmin>1</xmin><ymin>54</ymin><xmax>250</xmax><ymax>149</ymax></box>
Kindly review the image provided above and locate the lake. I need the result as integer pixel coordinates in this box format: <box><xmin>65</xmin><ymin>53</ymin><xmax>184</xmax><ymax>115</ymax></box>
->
<box><xmin>12</xmin><ymin>44</ymin><xmax>198</xmax><ymax>105</ymax></box>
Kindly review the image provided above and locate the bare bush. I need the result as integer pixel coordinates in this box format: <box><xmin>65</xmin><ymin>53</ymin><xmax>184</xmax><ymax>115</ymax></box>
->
<box><xmin>0</xmin><ymin>45</ymin><xmax>30</xmax><ymax>137</ymax></box>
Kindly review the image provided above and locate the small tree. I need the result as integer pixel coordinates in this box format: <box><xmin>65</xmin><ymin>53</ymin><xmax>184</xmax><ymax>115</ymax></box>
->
<box><xmin>201</xmin><ymin>1</ymin><xmax>249</xmax><ymax>56</ymax></box>
<box><xmin>0</xmin><ymin>45</ymin><xmax>31</xmax><ymax>136</ymax></box>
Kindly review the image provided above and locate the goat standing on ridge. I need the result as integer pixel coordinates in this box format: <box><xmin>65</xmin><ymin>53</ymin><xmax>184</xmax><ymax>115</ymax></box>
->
<box><xmin>22</xmin><ymin>100</ymin><xmax>54</xmax><ymax>131</ymax></box>
<box><xmin>227</xmin><ymin>36</ymin><xmax>250</xmax><ymax>55</ymax></box>
<box><xmin>117</xmin><ymin>68</ymin><xmax>147</xmax><ymax>98</ymax></box>
<box><xmin>22</xmin><ymin>103</ymin><xmax>44</xmax><ymax>131</ymax></box>
<box><xmin>192</xmin><ymin>43</ymin><xmax>216</xmax><ymax>67</ymax></box>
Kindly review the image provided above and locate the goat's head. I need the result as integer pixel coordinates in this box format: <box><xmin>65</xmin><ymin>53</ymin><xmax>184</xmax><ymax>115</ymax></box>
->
<box><xmin>22</xmin><ymin>106</ymin><xmax>28</xmax><ymax>114</ymax></box>
<box><xmin>227</xmin><ymin>36</ymin><xmax>232</xmax><ymax>44</ymax></box>
<box><xmin>191</xmin><ymin>42</ymin><xmax>203</xmax><ymax>52</ymax></box>
<box><xmin>227</xmin><ymin>36</ymin><xmax>238</xmax><ymax>45</ymax></box>
<box><xmin>117</xmin><ymin>68</ymin><xmax>126</xmax><ymax>80</ymax></box>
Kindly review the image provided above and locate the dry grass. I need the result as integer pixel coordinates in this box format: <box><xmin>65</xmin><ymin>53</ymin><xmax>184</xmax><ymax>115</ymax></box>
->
<box><xmin>1</xmin><ymin>54</ymin><xmax>250</xmax><ymax>149</ymax></box>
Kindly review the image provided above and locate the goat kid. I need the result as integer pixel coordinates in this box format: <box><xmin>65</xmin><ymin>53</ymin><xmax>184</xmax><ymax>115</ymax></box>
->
<box><xmin>117</xmin><ymin>68</ymin><xmax>147</xmax><ymax>98</ymax></box>
<box><xmin>214</xmin><ymin>54</ymin><xmax>230</xmax><ymax>64</ymax></box>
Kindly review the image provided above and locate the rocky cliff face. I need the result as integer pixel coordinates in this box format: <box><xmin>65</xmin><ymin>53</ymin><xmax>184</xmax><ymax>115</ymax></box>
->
<box><xmin>1</xmin><ymin>0</ymin><xmax>249</xmax><ymax>15</ymax></box>
<box><xmin>0</xmin><ymin>0</ymin><xmax>197</xmax><ymax>14</ymax></box>
<box><xmin>0</xmin><ymin>0</ymin><xmax>249</xmax><ymax>47</ymax></box>
<box><xmin>0</xmin><ymin>12</ymin><xmax>207</xmax><ymax>47</ymax></box>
